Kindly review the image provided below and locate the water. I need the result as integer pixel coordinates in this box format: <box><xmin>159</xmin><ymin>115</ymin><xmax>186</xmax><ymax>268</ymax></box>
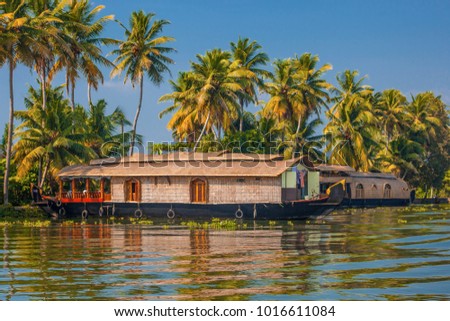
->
<box><xmin>1</xmin><ymin>205</ymin><xmax>449</xmax><ymax>301</ymax></box>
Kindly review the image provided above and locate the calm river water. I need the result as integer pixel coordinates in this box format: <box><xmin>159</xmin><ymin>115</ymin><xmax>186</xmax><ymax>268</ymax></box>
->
<box><xmin>1</xmin><ymin>205</ymin><xmax>449</xmax><ymax>301</ymax></box>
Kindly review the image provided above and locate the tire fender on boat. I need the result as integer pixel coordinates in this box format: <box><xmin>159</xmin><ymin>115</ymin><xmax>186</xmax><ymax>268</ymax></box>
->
<box><xmin>167</xmin><ymin>208</ymin><xmax>175</xmax><ymax>219</ymax></box>
<box><xmin>56</xmin><ymin>200</ymin><xmax>62</xmax><ymax>207</ymax></box>
<box><xmin>235</xmin><ymin>207</ymin><xmax>243</xmax><ymax>219</ymax></box>
<box><xmin>253</xmin><ymin>204</ymin><xmax>257</xmax><ymax>219</ymax></box>
<box><xmin>58</xmin><ymin>207</ymin><xmax>66</xmax><ymax>216</ymax></box>
<box><xmin>81</xmin><ymin>209</ymin><xmax>88</xmax><ymax>219</ymax></box>
<box><xmin>99</xmin><ymin>206</ymin><xmax>104</xmax><ymax>217</ymax></box>
<box><xmin>134</xmin><ymin>208</ymin><xmax>143</xmax><ymax>219</ymax></box>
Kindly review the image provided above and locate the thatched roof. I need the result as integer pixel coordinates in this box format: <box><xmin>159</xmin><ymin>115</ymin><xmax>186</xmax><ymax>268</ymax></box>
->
<box><xmin>89</xmin><ymin>151</ymin><xmax>284</xmax><ymax>166</ymax></box>
<box><xmin>316</xmin><ymin>164</ymin><xmax>356</xmax><ymax>172</ymax></box>
<box><xmin>58</xmin><ymin>153</ymin><xmax>312</xmax><ymax>179</ymax></box>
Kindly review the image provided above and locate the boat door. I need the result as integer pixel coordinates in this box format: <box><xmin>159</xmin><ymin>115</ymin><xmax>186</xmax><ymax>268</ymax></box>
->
<box><xmin>125</xmin><ymin>179</ymin><xmax>140</xmax><ymax>202</ymax></box>
<box><xmin>191</xmin><ymin>178</ymin><xmax>207</xmax><ymax>203</ymax></box>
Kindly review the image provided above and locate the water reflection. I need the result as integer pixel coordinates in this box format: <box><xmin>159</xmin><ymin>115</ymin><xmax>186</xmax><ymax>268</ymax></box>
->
<box><xmin>0</xmin><ymin>205</ymin><xmax>449</xmax><ymax>300</ymax></box>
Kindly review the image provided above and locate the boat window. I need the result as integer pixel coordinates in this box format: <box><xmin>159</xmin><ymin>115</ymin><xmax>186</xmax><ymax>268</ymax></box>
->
<box><xmin>125</xmin><ymin>179</ymin><xmax>141</xmax><ymax>202</ymax></box>
<box><xmin>384</xmin><ymin>184</ymin><xmax>392</xmax><ymax>198</ymax></box>
<box><xmin>191</xmin><ymin>178</ymin><xmax>207</xmax><ymax>203</ymax></box>
<box><xmin>356</xmin><ymin>184</ymin><xmax>364</xmax><ymax>199</ymax></box>
<box><xmin>371</xmin><ymin>184</ymin><xmax>377</xmax><ymax>190</ymax></box>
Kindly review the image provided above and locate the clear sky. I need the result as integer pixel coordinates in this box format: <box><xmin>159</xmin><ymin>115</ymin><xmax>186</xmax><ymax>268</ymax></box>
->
<box><xmin>1</xmin><ymin>0</ymin><xmax>449</xmax><ymax>144</ymax></box>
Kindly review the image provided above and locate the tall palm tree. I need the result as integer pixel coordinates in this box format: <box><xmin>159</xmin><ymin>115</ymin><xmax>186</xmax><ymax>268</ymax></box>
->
<box><xmin>159</xmin><ymin>71</ymin><xmax>200</xmax><ymax>142</ymax></box>
<box><xmin>111</xmin><ymin>10</ymin><xmax>175</xmax><ymax>155</ymax></box>
<box><xmin>14</xmin><ymin>84</ymin><xmax>96</xmax><ymax>188</ymax></box>
<box><xmin>83</xmin><ymin>99</ymin><xmax>136</xmax><ymax>157</ymax></box>
<box><xmin>28</xmin><ymin>0</ymin><xmax>70</xmax><ymax>111</ymax></box>
<box><xmin>160</xmin><ymin>49</ymin><xmax>249</xmax><ymax>149</ymax></box>
<box><xmin>406</xmin><ymin>92</ymin><xmax>442</xmax><ymax>145</ymax></box>
<box><xmin>279</xmin><ymin>117</ymin><xmax>324</xmax><ymax>160</ymax></box>
<box><xmin>373</xmin><ymin>89</ymin><xmax>407</xmax><ymax>144</ymax></box>
<box><xmin>292</xmin><ymin>53</ymin><xmax>332</xmax><ymax>134</ymax></box>
<box><xmin>1</xmin><ymin>0</ymin><xmax>51</xmax><ymax>204</ymax></box>
<box><xmin>53</xmin><ymin>0</ymin><xmax>116</xmax><ymax>109</ymax></box>
<box><xmin>263</xmin><ymin>59</ymin><xmax>300</xmax><ymax>123</ymax></box>
<box><xmin>378</xmin><ymin>136</ymin><xmax>423</xmax><ymax>179</ymax></box>
<box><xmin>186</xmin><ymin>49</ymin><xmax>246</xmax><ymax>149</ymax></box>
<box><xmin>324</xmin><ymin>70</ymin><xmax>378</xmax><ymax>171</ymax></box>
<box><xmin>230</xmin><ymin>37</ymin><xmax>270</xmax><ymax>132</ymax></box>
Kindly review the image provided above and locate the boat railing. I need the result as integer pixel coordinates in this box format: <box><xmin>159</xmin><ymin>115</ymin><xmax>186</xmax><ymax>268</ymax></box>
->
<box><xmin>60</xmin><ymin>191</ymin><xmax>108</xmax><ymax>203</ymax></box>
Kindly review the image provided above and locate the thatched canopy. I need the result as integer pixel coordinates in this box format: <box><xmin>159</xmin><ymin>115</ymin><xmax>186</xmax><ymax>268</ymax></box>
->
<box><xmin>58</xmin><ymin>153</ymin><xmax>315</xmax><ymax>179</ymax></box>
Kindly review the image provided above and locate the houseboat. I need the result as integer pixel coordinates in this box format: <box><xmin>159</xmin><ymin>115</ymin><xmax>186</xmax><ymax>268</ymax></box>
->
<box><xmin>35</xmin><ymin>151</ymin><xmax>345</xmax><ymax>220</ymax></box>
<box><xmin>317</xmin><ymin>164</ymin><xmax>412</xmax><ymax>207</ymax></box>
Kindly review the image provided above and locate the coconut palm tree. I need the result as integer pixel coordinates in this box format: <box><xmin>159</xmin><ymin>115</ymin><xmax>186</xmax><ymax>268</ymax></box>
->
<box><xmin>159</xmin><ymin>71</ymin><xmax>200</xmax><ymax>142</ymax></box>
<box><xmin>160</xmin><ymin>49</ymin><xmax>249</xmax><ymax>149</ymax></box>
<box><xmin>28</xmin><ymin>0</ymin><xmax>70</xmax><ymax>111</ymax></box>
<box><xmin>187</xmin><ymin>49</ymin><xmax>248</xmax><ymax>149</ymax></box>
<box><xmin>14</xmin><ymin>84</ymin><xmax>96</xmax><ymax>188</ymax></box>
<box><xmin>230</xmin><ymin>37</ymin><xmax>270</xmax><ymax>132</ymax></box>
<box><xmin>373</xmin><ymin>89</ymin><xmax>408</xmax><ymax>144</ymax></box>
<box><xmin>324</xmin><ymin>70</ymin><xmax>379</xmax><ymax>171</ymax></box>
<box><xmin>111</xmin><ymin>10</ymin><xmax>175</xmax><ymax>156</ymax></box>
<box><xmin>279</xmin><ymin>117</ymin><xmax>324</xmax><ymax>160</ymax></box>
<box><xmin>1</xmin><ymin>0</ymin><xmax>52</xmax><ymax>204</ymax></box>
<box><xmin>82</xmin><ymin>99</ymin><xmax>136</xmax><ymax>157</ymax></box>
<box><xmin>378</xmin><ymin>136</ymin><xmax>423</xmax><ymax>179</ymax></box>
<box><xmin>292</xmin><ymin>53</ymin><xmax>332</xmax><ymax>134</ymax></box>
<box><xmin>406</xmin><ymin>92</ymin><xmax>442</xmax><ymax>145</ymax></box>
<box><xmin>263</xmin><ymin>59</ymin><xmax>301</xmax><ymax>123</ymax></box>
<box><xmin>53</xmin><ymin>0</ymin><xmax>116</xmax><ymax>109</ymax></box>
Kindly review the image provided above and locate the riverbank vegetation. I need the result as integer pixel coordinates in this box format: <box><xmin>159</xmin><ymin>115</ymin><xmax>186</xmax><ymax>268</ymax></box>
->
<box><xmin>1</xmin><ymin>0</ymin><xmax>449</xmax><ymax>206</ymax></box>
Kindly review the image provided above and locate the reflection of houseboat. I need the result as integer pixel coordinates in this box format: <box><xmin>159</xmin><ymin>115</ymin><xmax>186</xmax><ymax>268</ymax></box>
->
<box><xmin>317</xmin><ymin>165</ymin><xmax>412</xmax><ymax>207</ymax></box>
<box><xmin>36</xmin><ymin>152</ymin><xmax>345</xmax><ymax>220</ymax></box>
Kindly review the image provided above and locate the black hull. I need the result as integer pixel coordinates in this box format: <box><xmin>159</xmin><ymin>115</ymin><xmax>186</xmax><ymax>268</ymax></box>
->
<box><xmin>341</xmin><ymin>198</ymin><xmax>410</xmax><ymax>208</ymax></box>
<box><xmin>39</xmin><ymin>199</ymin><xmax>339</xmax><ymax>220</ymax></box>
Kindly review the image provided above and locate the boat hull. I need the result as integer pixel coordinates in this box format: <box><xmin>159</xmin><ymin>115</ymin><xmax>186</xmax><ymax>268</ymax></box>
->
<box><xmin>341</xmin><ymin>198</ymin><xmax>410</xmax><ymax>208</ymax></box>
<box><xmin>38</xmin><ymin>198</ymin><xmax>340</xmax><ymax>220</ymax></box>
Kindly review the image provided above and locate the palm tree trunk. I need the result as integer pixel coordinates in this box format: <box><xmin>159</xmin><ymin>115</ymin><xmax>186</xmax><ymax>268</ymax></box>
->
<box><xmin>71</xmin><ymin>81</ymin><xmax>75</xmax><ymax>112</ymax></box>
<box><xmin>66</xmin><ymin>72</ymin><xmax>70</xmax><ymax>101</ymax></box>
<box><xmin>295</xmin><ymin>114</ymin><xmax>302</xmax><ymax>136</ymax></box>
<box><xmin>239</xmin><ymin>98</ymin><xmax>244</xmax><ymax>132</ymax></box>
<box><xmin>38</xmin><ymin>158</ymin><xmax>43</xmax><ymax>187</ymax></box>
<box><xmin>88</xmin><ymin>82</ymin><xmax>92</xmax><ymax>107</ymax></box>
<box><xmin>40</xmin><ymin>65</ymin><xmax>47</xmax><ymax>110</ymax></box>
<box><xmin>194</xmin><ymin>111</ymin><xmax>211</xmax><ymax>152</ymax></box>
<box><xmin>39</xmin><ymin>157</ymin><xmax>51</xmax><ymax>189</ymax></box>
<box><xmin>129</xmin><ymin>75</ymin><xmax>144</xmax><ymax>156</ymax></box>
<box><xmin>3</xmin><ymin>59</ymin><xmax>15</xmax><ymax>205</ymax></box>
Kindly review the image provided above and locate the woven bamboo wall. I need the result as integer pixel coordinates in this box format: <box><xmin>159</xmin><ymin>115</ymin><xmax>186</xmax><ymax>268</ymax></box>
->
<box><xmin>111</xmin><ymin>176</ymin><xmax>282</xmax><ymax>203</ymax></box>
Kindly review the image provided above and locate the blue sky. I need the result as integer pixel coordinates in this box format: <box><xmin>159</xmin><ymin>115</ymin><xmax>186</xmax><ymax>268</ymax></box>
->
<box><xmin>1</xmin><ymin>0</ymin><xmax>449</xmax><ymax>143</ymax></box>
